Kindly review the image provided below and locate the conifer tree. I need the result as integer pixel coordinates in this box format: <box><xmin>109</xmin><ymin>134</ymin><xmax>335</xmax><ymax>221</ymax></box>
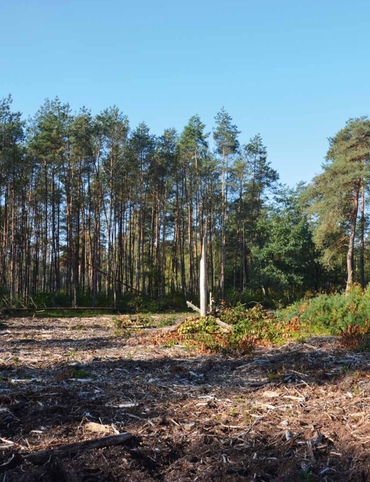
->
<box><xmin>213</xmin><ymin>108</ymin><xmax>239</xmax><ymax>300</ymax></box>
<box><xmin>305</xmin><ymin>118</ymin><xmax>370</xmax><ymax>291</ymax></box>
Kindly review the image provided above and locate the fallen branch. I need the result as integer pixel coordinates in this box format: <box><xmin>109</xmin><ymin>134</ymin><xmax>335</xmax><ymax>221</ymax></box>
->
<box><xmin>186</xmin><ymin>301</ymin><xmax>201</xmax><ymax>314</ymax></box>
<box><xmin>214</xmin><ymin>318</ymin><xmax>232</xmax><ymax>333</ymax></box>
<box><xmin>25</xmin><ymin>432</ymin><xmax>133</xmax><ymax>466</ymax></box>
<box><xmin>187</xmin><ymin>301</ymin><xmax>232</xmax><ymax>332</ymax></box>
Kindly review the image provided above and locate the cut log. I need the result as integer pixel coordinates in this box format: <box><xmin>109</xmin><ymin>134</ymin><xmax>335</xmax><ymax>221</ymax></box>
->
<box><xmin>186</xmin><ymin>301</ymin><xmax>201</xmax><ymax>314</ymax></box>
<box><xmin>214</xmin><ymin>318</ymin><xmax>232</xmax><ymax>333</ymax></box>
<box><xmin>24</xmin><ymin>432</ymin><xmax>133</xmax><ymax>465</ymax></box>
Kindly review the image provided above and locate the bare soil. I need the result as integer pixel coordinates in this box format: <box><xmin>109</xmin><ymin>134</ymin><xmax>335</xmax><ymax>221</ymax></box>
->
<box><xmin>1</xmin><ymin>315</ymin><xmax>370</xmax><ymax>481</ymax></box>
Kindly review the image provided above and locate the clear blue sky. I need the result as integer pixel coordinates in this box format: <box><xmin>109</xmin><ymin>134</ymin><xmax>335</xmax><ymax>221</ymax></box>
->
<box><xmin>1</xmin><ymin>0</ymin><xmax>369</xmax><ymax>186</ymax></box>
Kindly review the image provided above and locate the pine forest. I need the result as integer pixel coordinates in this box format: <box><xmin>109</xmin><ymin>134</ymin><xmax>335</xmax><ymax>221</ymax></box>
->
<box><xmin>3</xmin><ymin>95</ymin><xmax>369</xmax><ymax>310</ymax></box>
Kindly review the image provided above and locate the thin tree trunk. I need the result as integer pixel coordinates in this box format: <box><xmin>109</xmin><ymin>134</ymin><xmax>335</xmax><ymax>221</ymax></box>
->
<box><xmin>360</xmin><ymin>183</ymin><xmax>365</xmax><ymax>289</ymax></box>
<box><xmin>200</xmin><ymin>221</ymin><xmax>208</xmax><ymax>317</ymax></box>
<box><xmin>10</xmin><ymin>180</ymin><xmax>16</xmax><ymax>301</ymax></box>
<box><xmin>346</xmin><ymin>180</ymin><xmax>360</xmax><ymax>293</ymax></box>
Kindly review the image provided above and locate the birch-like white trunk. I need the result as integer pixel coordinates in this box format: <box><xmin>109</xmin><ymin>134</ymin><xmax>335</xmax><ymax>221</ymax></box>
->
<box><xmin>200</xmin><ymin>232</ymin><xmax>208</xmax><ymax>317</ymax></box>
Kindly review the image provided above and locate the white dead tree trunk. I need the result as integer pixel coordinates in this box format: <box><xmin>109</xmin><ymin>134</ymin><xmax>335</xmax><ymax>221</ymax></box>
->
<box><xmin>200</xmin><ymin>229</ymin><xmax>208</xmax><ymax>317</ymax></box>
<box><xmin>186</xmin><ymin>224</ymin><xmax>233</xmax><ymax>332</ymax></box>
<box><xmin>186</xmin><ymin>219</ymin><xmax>209</xmax><ymax>317</ymax></box>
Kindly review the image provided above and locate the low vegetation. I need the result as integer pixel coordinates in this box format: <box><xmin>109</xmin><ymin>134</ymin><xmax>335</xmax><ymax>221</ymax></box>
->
<box><xmin>152</xmin><ymin>286</ymin><xmax>370</xmax><ymax>353</ymax></box>
<box><xmin>279</xmin><ymin>284</ymin><xmax>370</xmax><ymax>338</ymax></box>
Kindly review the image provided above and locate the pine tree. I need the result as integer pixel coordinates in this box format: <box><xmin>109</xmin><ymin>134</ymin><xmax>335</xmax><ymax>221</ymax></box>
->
<box><xmin>213</xmin><ymin>107</ymin><xmax>239</xmax><ymax>300</ymax></box>
<box><xmin>305</xmin><ymin>118</ymin><xmax>370</xmax><ymax>291</ymax></box>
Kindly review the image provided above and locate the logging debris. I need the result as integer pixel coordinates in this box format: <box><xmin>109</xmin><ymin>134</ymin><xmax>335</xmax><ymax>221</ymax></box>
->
<box><xmin>1</xmin><ymin>315</ymin><xmax>370</xmax><ymax>481</ymax></box>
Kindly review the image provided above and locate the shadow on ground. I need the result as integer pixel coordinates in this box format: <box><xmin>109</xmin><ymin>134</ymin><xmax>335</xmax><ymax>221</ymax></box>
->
<box><xmin>1</xmin><ymin>319</ymin><xmax>370</xmax><ymax>481</ymax></box>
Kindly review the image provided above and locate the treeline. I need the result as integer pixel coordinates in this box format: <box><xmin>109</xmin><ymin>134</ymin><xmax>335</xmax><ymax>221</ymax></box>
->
<box><xmin>0</xmin><ymin>95</ymin><xmax>366</xmax><ymax>308</ymax></box>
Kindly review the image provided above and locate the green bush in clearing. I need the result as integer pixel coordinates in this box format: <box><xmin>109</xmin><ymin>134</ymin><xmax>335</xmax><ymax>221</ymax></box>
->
<box><xmin>228</xmin><ymin>304</ymin><xmax>282</xmax><ymax>347</ymax></box>
<box><xmin>178</xmin><ymin>316</ymin><xmax>219</xmax><ymax>335</ymax></box>
<box><xmin>158</xmin><ymin>316</ymin><xmax>176</xmax><ymax>327</ymax></box>
<box><xmin>277</xmin><ymin>284</ymin><xmax>370</xmax><ymax>336</ymax></box>
<box><xmin>112</xmin><ymin>316</ymin><xmax>132</xmax><ymax>328</ymax></box>
<box><xmin>220</xmin><ymin>302</ymin><xmax>250</xmax><ymax>325</ymax></box>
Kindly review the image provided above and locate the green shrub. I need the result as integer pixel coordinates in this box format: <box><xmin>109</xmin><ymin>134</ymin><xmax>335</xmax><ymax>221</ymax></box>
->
<box><xmin>135</xmin><ymin>314</ymin><xmax>151</xmax><ymax>325</ymax></box>
<box><xmin>221</xmin><ymin>302</ymin><xmax>250</xmax><ymax>325</ymax></box>
<box><xmin>178</xmin><ymin>316</ymin><xmax>218</xmax><ymax>335</ymax></box>
<box><xmin>111</xmin><ymin>328</ymin><xmax>132</xmax><ymax>338</ymax></box>
<box><xmin>228</xmin><ymin>304</ymin><xmax>282</xmax><ymax>347</ymax></box>
<box><xmin>174</xmin><ymin>307</ymin><xmax>282</xmax><ymax>352</ymax></box>
<box><xmin>277</xmin><ymin>284</ymin><xmax>370</xmax><ymax>336</ymax></box>
<box><xmin>158</xmin><ymin>315</ymin><xmax>176</xmax><ymax>327</ymax></box>
<box><xmin>112</xmin><ymin>316</ymin><xmax>132</xmax><ymax>328</ymax></box>
<box><xmin>160</xmin><ymin>287</ymin><xmax>370</xmax><ymax>353</ymax></box>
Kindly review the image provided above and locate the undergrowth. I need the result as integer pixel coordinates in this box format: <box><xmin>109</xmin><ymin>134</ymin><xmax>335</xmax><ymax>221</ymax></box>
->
<box><xmin>278</xmin><ymin>284</ymin><xmax>370</xmax><ymax>342</ymax></box>
<box><xmin>0</xmin><ymin>290</ymin><xmax>188</xmax><ymax>314</ymax></box>
<box><xmin>152</xmin><ymin>305</ymin><xmax>296</xmax><ymax>353</ymax></box>
<box><xmin>152</xmin><ymin>285</ymin><xmax>370</xmax><ymax>353</ymax></box>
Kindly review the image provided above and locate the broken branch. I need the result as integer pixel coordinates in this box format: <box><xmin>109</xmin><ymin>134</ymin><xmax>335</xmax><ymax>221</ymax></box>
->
<box><xmin>186</xmin><ymin>301</ymin><xmax>201</xmax><ymax>314</ymax></box>
<box><xmin>24</xmin><ymin>432</ymin><xmax>133</xmax><ymax>465</ymax></box>
<box><xmin>214</xmin><ymin>318</ymin><xmax>232</xmax><ymax>333</ymax></box>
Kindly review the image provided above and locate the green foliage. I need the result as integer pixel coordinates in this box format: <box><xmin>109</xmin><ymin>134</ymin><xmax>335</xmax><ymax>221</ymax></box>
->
<box><xmin>180</xmin><ymin>115</ymin><xmax>208</xmax><ymax>159</ymax></box>
<box><xmin>178</xmin><ymin>316</ymin><xmax>218</xmax><ymax>335</ymax></box>
<box><xmin>252</xmin><ymin>187</ymin><xmax>320</xmax><ymax>296</ymax></box>
<box><xmin>304</xmin><ymin>117</ymin><xmax>370</xmax><ymax>282</ymax></box>
<box><xmin>0</xmin><ymin>95</ymin><xmax>25</xmax><ymax>184</ymax></box>
<box><xmin>172</xmin><ymin>316</ymin><xmax>226</xmax><ymax>352</ymax></box>
<box><xmin>3</xmin><ymin>97</ymin><xmax>370</xmax><ymax>313</ymax></box>
<box><xmin>110</xmin><ymin>315</ymin><xmax>150</xmax><ymax>336</ymax></box>
<box><xmin>163</xmin><ymin>288</ymin><xmax>370</xmax><ymax>353</ymax></box>
<box><xmin>111</xmin><ymin>328</ymin><xmax>132</xmax><ymax>338</ymax></box>
<box><xmin>213</xmin><ymin>107</ymin><xmax>239</xmax><ymax>156</ymax></box>
<box><xmin>220</xmin><ymin>302</ymin><xmax>249</xmax><ymax>325</ymax></box>
<box><xmin>228</xmin><ymin>305</ymin><xmax>283</xmax><ymax>347</ymax></box>
<box><xmin>135</xmin><ymin>314</ymin><xmax>151</xmax><ymax>325</ymax></box>
<box><xmin>124</xmin><ymin>294</ymin><xmax>160</xmax><ymax>313</ymax></box>
<box><xmin>174</xmin><ymin>306</ymin><xmax>284</xmax><ymax>352</ymax></box>
<box><xmin>158</xmin><ymin>315</ymin><xmax>176</xmax><ymax>327</ymax></box>
<box><xmin>112</xmin><ymin>316</ymin><xmax>131</xmax><ymax>328</ymax></box>
<box><xmin>66</xmin><ymin>350</ymin><xmax>78</xmax><ymax>357</ymax></box>
<box><xmin>170</xmin><ymin>288</ymin><xmax>370</xmax><ymax>352</ymax></box>
<box><xmin>160</xmin><ymin>294</ymin><xmax>188</xmax><ymax>312</ymax></box>
<box><xmin>0</xmin><ymin>290</ymin><xmax>187</xmax><ymax>314</ymax></box>
<box><xmin>277</xmin><ymin>284</ymin><xmax>370</xmax><ymax>336</ymax></box>
<box><xmin>37</xmin><ymin>309</ymin><xmax>115</xmax><ymax>318</ymax></box>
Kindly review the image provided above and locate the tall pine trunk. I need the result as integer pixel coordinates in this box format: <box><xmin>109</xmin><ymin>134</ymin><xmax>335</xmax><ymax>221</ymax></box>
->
<box><xmin>346</xmin><ymin>180</ymin><xmax>360</xmax><ymax>293</ymax></box>
<box><xmin>200</xmin><ymin>221</ymin><xmax>208</xmax><ymax>317</ymax></box>
<box><xmin>360</xmin><ymin>183</ymin><xmax>365</xmax><ymax>289</ymax></box>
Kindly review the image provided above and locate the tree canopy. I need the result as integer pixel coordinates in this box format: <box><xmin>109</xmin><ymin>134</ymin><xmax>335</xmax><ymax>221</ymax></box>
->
<box><xmin>1</xmin><ymin>96</ymin><xmax>370</xmax><ymax>309</ymax></box>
